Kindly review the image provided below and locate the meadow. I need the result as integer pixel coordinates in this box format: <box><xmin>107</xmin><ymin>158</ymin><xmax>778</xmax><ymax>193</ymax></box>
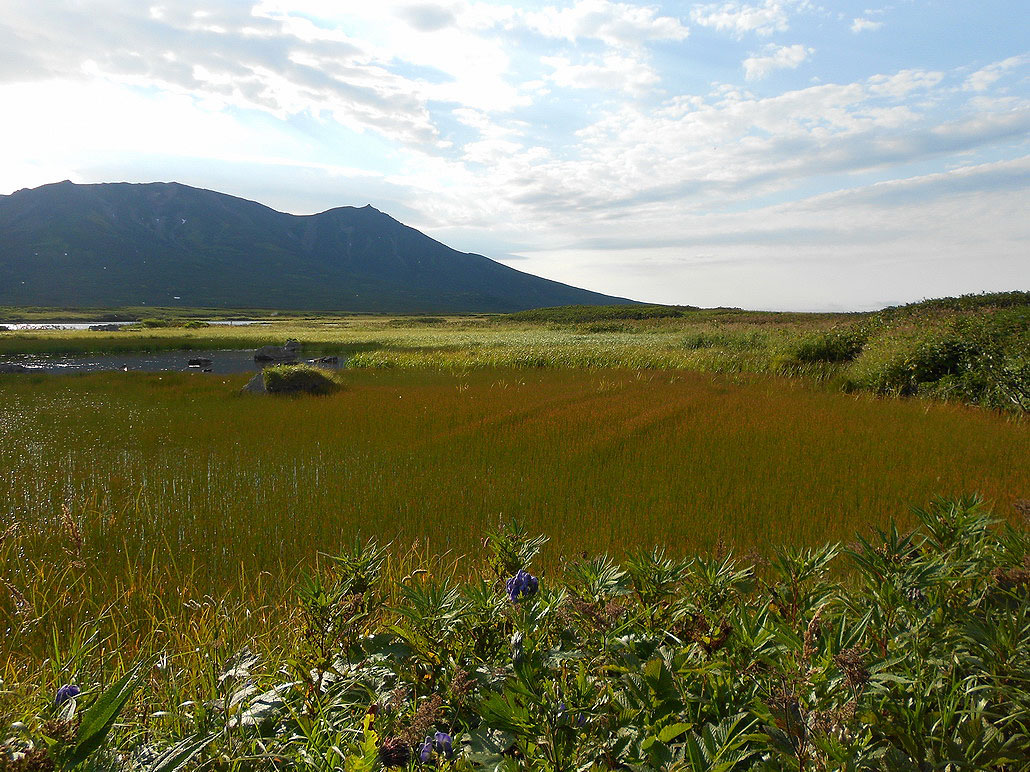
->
<box><xmin>3</xmin><ymin>292</ymin><xmax>1027</xmax><ymax>412</ymax></box>
<box><xmin>1</xmin><ymin>293</ymin><xmax>1028</xmax><ymax>769</ymax></box>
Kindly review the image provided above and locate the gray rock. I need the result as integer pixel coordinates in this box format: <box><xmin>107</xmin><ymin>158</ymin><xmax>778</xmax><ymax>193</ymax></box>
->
<box><xmin>254</xmin><ymin>340</ymin><xmax>301</xmax><ymax>362</ymax></box>
<box><xmin>0</xmin><ymin>363</ymin><xmax>28</xmax><ymax>373</ymax></box>
<box><xmin>89</xmin><ymin>323</ymin><xmax>122</xmax><ymax>332</ymax></box>
<box><xmin>188</xmin><ymin>357</ymin><xmax>213</xmax><ymax>367</ymax></box>
<box><xmin>240</xmin><ymin>372</ymin><xmax>266</xmax><ymax>393</ymax></box>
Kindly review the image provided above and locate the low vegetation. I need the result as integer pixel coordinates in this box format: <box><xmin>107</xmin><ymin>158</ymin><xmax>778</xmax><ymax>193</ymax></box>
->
<box><xmin>262</xmin><ymin>364</ymin><xmax>340</xmax><ymax>395</ymax></box>
<box><xmin>2</xmin><ymin>498</ymin><xmax>1029</xmax><ymax>770</ymax></box>
<box><xmin>3</xmin><ymin>292</ymin><xmax>1024</xmax><ymax>411</ymax></box>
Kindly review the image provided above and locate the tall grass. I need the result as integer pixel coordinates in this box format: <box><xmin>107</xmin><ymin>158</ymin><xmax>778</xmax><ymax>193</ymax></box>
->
<box><xmin>1</xmin><ymin>369</ymin><xmax>1024</xmax><ymax>612</ymax></box>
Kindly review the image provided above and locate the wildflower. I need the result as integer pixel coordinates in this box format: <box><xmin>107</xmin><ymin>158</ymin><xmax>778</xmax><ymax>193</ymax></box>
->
<box><xmin>433</xmin><ymin>732</ymin><xmax>453</xmax><ymax>759</ymax></box>
<box><xmin>418</xmin><ymin>739</ymin><xmax>433</xmax><ymax>764</ymax></box>
<box><xmin>505</xmin><ymin>569</ymin><xmax>538</xmax><ymax>602</ymax></box>
<box><xmin>54</xmin><ymin>685</ymin><xmax>80</xmax><ymax>707</ymax></box>
<box><xmin>417</xmin><ymin>732</ymin><xmax>454</xmax><ymax>764</ymax></box>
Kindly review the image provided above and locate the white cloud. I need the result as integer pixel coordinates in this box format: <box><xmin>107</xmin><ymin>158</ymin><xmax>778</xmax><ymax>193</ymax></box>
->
<box><xmin>850</xmin><ymin>17</ymin><xmax>883</xmax><ymax>33</ymax></box>
<box><xmin>524</xmin><ymin>0</ymin><xmax>689</xmax><ymax>48</ymax></box>
<box><xmin>691</xmin><ymin>1</ymin><xmax>791</xmax><ymax>37</ymax></box>
<box><xmin>542</xmin><ymin>53</ymin><xmax>660</xmax><ymax>95</ymax></box>
<box><xmin>742</xmin><ymin>43</ymin><xmax>812</xmax><ymax>80</ymax></box>
<box><xmin>964</xmin><ymin>54</ymin><xmax>1028</xmax><ymax>92</ymax></box>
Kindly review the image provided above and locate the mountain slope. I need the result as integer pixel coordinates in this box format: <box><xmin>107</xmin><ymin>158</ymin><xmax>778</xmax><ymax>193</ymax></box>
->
<box><xmin>0</xmin><ymin>181</ymin><xmax>637</xmax><ymax>312</ymax></box>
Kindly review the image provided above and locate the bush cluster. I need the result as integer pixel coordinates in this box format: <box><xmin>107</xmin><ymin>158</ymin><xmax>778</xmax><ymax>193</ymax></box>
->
<box><xmin>846</xmin><ymin>308</ymin><xmax>1030</xmax><ymax>411</ymax></box>
<box><xmin>262</xmin><ymin>364</ymin><xmax>340</xmax><ymax>395</ymax></box>
<box><xmin>7</xmin><ymin>498</ymin><xmax>1027</xmax><ymax>770</ymax></box>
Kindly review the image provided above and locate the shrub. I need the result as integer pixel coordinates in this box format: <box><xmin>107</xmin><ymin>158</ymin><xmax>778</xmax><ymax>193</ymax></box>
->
<box><xmin>262</xmin><ymin>364</ymin><xmax>339</xmax><ymax>395</ymax></box>
<box><xmin>183</xmin><ymin>320</ymin><xmax>210</xmax><ymax>329</ymax></box>
<box><xmin>792</xmin><ymin>328</ymin><xmax>867</xmax><ymax>363</ymax></box>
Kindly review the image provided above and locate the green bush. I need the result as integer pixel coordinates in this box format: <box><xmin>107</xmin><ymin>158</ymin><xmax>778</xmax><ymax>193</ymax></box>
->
<box><xmin>792</xmin><ymin>328</ymin><xmax>867</xmax><ymax>363</ymax></box>
<box><xmin>846</xmin><ymin>310</ymin><xmax>1029</xmax><ymax>410</ymax></box>
<box><xmin>262</xmin><ymin>364</ymin><xmax>339</xmax><ymax>395</ymax></box>
<box><xmin>183</xmin><ymin>320</ymin><xmax>210</xmax><ymax>329</ymax></box>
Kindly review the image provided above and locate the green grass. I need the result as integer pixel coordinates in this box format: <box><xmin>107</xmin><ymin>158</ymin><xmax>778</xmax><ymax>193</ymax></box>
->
<box><xmin>1</xmin><ymin>368</ymin><xmax>1025</xmax><ymax>666</ymax></box>
<box><xmin>3</xmin><ymin>292</ymin><xmax>1025</xmax><ymax>411</ymax></box>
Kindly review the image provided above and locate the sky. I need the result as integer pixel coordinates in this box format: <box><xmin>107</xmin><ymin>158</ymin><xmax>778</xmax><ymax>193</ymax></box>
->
<box><xmin>0</xmin><ymin>1</ymin><xmax>1027</xmax><ymax>310</ymax></box>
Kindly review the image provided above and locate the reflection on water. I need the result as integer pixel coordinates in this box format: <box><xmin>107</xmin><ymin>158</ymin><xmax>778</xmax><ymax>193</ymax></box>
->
<box><xmin>0</xmin><ymin>320</ymin><xmax>268</xmax><ymax>331</ymax></box>
<box><xmin>0</xmin><ymin>349</ymin><xmax>344</xmax><ymax>375</ymax></box>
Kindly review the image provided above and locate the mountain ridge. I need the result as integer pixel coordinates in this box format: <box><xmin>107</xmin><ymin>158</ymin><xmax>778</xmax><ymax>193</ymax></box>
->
<box><xmin>0</xmin><ymin>181</ymin><xmax>639</xmax><ymax>312</ymax></box>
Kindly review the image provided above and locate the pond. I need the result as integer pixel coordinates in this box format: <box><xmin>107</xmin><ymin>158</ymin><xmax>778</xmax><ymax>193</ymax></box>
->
<box><xmin>0</xmin><ymin>349</ymin><xmax>344</xmax><ymax>375</ymax></box>
<box><xmin>0</xmin><ymin>320</ymin><xmax>268</xmax><ymax>331</ymax></box>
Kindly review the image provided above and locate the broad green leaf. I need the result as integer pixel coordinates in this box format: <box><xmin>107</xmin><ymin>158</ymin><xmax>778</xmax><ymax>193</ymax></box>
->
<box><xmin>66</xmin><ymin>659</ymin><xmax>149</xmax><ymax>768</ymax></box>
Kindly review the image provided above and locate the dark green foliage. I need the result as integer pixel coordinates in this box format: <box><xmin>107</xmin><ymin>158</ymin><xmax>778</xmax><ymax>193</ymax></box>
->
<box><xmin>882</xmin><ymin>290</ymin><xmax>1030</xmax><ymax>315</ymax></box>
<box><xmin>506</xmin><ymin>304</ymin><xmax>693</xmax><ymax>324</ymax></box>
<box><xmin>847</xmin><ymin>306</ymin><xmax>1030</xmax><ymax>410</ymax></box>
<box><xmin>262</xmin><ymin>364</ymin><xmax>339</xmax><ymax>395</ymax></box>
<box><xmin>792</xmin><ymin>327</ymin><xmax>868</xmax><ymax>363</ymax></box>
<box><xmin>5</xmin><ymin>497</ymin><xmax>1017</xmax><ymax>770</ymax></box>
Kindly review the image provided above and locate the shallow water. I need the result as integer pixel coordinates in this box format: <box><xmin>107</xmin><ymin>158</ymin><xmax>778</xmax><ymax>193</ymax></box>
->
<box><xmin>0</xmin><ymin>349</ymin><xmax>343</xmax><ymax>375</ymax></box>
<box><xmin>0</xmin><ymin>320</ymin><xmax>267</xmax><ymax>331</ymax></box>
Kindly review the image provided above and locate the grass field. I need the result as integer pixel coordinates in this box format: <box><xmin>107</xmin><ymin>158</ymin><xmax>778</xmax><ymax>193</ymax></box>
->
<box><xmin>3</xmin><ymin>292</ymin><xmax>1027</xmax><ymax>413</ymax></box>
<box><xmin>2</xmin><ymin>368</ymin><xmax>1026</xmax><ymax>666</ymax></box>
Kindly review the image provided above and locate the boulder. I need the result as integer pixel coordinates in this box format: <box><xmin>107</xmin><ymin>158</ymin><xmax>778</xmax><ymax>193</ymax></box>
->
<box><xmin>254</xmin><ymin>340</ymin><xmax>301</xmax><ymax>363</ymax></box>
<box><xmin>0</xmin><ymin>363</ymin><xmax>28</xmax><ymax>373</ymax></box>
<box><xmin>89</xmin><ymin>324</ymin><xmax>122</xmax><ymax>332</ymax></box>
<box><xmin>240</xmin><ymin>372</ymin><xmax>266</xmax><ymax>393</ymax></box>
<box><xmin>188</xmin><ymin>357</ymin><xmax>213</xmax><ymax>367</ymax></box>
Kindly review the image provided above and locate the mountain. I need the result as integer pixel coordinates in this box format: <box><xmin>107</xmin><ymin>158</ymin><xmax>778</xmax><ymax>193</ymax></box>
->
<box><xmin>0</xmin><ymin>181</ymin><xmax>637</xmax><ymax>312</ymax></box>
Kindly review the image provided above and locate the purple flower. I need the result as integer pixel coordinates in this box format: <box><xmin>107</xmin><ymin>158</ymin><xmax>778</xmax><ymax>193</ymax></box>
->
<box><xmin>433</xmin><ymin>732</ymin><xmax>453</xmax><ymax>759</ymax></box>
<box><xmin>55</xmin><ymin>684</ymin><xmax>80</xmax><ymax>706</ymax></box>
<box><xmin>418</xmin><ymin>732</ymin><xmax>454</xmax><ymax>764</ymax></box>
<box><xmin>505</xmin><ymin>569</ymin><xmax>539</xmax><ymax>602</ymax></box>
<box><xmin>418</xmin><ymin>740</ymin><xmax>433</xmax><ymax>764</ymax></box>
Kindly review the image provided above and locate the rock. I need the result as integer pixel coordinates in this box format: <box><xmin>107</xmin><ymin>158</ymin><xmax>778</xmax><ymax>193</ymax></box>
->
<box><xmin>188</xmin><ymin>357</ymin><xmax>213</xmax><ymax>367</ymax></box>
<box><xmin>311</xmin><ymin>355</ymin><xmax>338</xmax><ymax>364</ymax></box>
<box><xmin>0</xmin><ymin>363</ymin><xmax>28</xmax><ymax>373</ymax></box>
<box><xmin>254</xmin><ymin>340</ymin><xmax>301</xmax><ymax>363</ymax></box>
<box><xmin>240</xmin><ymin>372</ymin><xmax>266</xmax><ymax>393</ymax></box>
<box><xmin>88</xmin><ymin>323</ymin><xmax>122</xmax><ymax>332</ymax></box>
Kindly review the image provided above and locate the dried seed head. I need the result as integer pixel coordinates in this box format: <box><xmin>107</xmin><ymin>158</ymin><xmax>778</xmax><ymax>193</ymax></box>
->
<box><xmin>803</xmin><ymin>605</ymin><xmax>825</xmax><ymax>663</ymax></box>
<box><xmin>833</xmin><ymin>647</ymin><xmax>869</xmax><ymax>689</ymax></box>
<box><xmin>377</xmin><ymin>737</ymin><xmax>410</xmax><ymax>768</ymax></box>
<box><xmin>401</xmin><ymin>693</ymin><xmax>443</xmax><ymax>747</ymax></box>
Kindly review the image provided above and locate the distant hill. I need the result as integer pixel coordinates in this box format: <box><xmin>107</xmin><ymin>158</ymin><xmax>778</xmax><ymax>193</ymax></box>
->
<box><xmin>0</xmin><ymin>181</ymin><xmax>638</xmax><ymax>312</ymax></box>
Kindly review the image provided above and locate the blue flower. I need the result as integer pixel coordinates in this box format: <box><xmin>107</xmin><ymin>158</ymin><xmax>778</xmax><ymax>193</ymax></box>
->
<box><xmin>418</xmin><ymin>732</ymin><xmax>454</xmax><ymax>764</ymax></box>
<box><xmin>433</xmin><ymin>732</ymin><xmax>453</xmax><ymax>759</ymax></box>
<box><xmin>505</xmin><ymin>569</ymin><xmax>539</xmax><ymax>602</ymax></box>
<box><xmin>55</xmin><ymin>684</ymin><xmax>80</xmax><ymax>706</ymax></box>
<box><xmin>418</xmin><ymin>739</ymin><xmax>433</xmax><ymax>764</ymax></box>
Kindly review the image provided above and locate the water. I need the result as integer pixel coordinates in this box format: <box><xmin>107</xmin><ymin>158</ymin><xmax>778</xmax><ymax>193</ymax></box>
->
<box><xmin>0</xmin><ymin>349</ymin><xmax>344</xmax><ymax>375</ymax></box>
<box><xmin>0</xmin><ymin>320</ymin><xmax>268</xmax><ymax>331</ymax></box>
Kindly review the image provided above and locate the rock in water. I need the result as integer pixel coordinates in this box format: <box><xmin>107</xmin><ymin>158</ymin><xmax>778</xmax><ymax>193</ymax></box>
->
<box><xmin>254</xmin><ymin>340</ymin><xmax>301</xmax><ymax>362</ymax></box>
<box><xmin>0</xmin><ymin>363</ymin><xmax>28</xmax><ymax>373</ymax></box>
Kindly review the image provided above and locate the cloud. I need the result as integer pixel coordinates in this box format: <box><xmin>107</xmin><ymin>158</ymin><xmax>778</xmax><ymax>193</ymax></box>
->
<box><xmin>964</xmin><ymin>54</ymin><xmax>1028</xmax><ymax>92</ymax></box>
<box><xmin>523</xmin><ymin>0</ymin><xmax>689</xmax><ymax>48</ymax></box>
<box><xmin>850</xmin><ymin>17</ymin><xmax>883</xmax><ymax>33</ymax></box>
<box><xmin>742</xmin><ymin>43</ymin><xmax>812</xmax><ymax>80</ymax></box>
<box><xmin>398</xmin><ymin>3</ymin><xmax>458</xmax><ymax>32</ymax></box>
<box><xmin>690</xmin><ymin>1</ymin><xmax>791</xmax><ymax>37</ymax></box>
<box><xmin>542</xmin><ymin>53</ymin><xmax>660</xmax><ymax>95</ymax></box>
